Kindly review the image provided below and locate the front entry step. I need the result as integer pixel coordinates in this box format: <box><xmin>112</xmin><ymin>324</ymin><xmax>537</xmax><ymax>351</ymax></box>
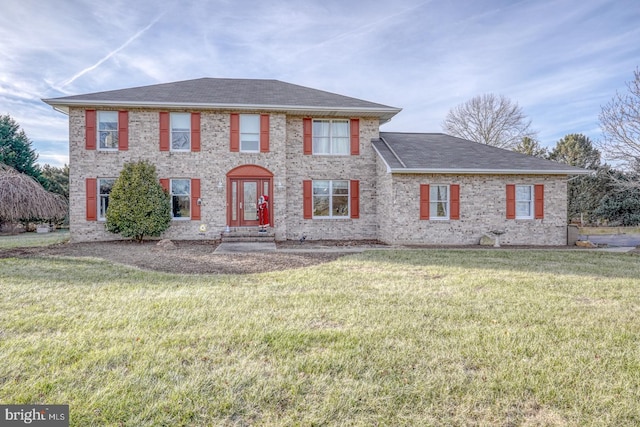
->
<box><xmin>221</xmin><ymin>228</ymin><xmax>275</xmax><ymax>243</ymax></box>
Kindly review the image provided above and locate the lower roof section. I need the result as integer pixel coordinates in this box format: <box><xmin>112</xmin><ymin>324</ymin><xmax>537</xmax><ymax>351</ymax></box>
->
<box><xmin>373</xmin><ymin>132</ymin><xmax>591</xmax><ymax>175</ymax></box>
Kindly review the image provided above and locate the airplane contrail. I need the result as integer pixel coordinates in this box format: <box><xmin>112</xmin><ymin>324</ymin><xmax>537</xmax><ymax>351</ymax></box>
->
<box><xmin>59</xmin><ymin>13</ymin><xmax>164</xmax><ymax>89</ymax></box>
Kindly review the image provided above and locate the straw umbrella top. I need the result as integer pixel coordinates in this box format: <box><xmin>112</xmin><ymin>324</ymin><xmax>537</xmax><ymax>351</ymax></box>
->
<box><xmin>0</xmin><ymin>164</ymin><xmax>68</xmax><ymax>222</ymax></box>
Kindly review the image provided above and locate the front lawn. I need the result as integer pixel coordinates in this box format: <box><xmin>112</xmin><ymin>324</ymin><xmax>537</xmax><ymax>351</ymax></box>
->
<box><xmin>0</xmin><ymin>229</ymin><xmax>69</xmax><ymax>249</ymax></box>
<box><xmin>0</xmin><ymin>250</ymin><xmax>638</xmax><ymax>426</ymax></box>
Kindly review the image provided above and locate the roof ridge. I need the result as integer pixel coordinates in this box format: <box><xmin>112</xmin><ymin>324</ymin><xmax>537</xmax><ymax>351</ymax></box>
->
<box><xmin>379</xmin><ymin>135</ymin><xmax>406</xmax><ymax>168</ymax></box>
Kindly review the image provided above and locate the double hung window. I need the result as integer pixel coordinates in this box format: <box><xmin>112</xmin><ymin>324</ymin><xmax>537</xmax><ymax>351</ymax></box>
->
<box><xmin>171</xmin><ymin>113</ymin><xmax>191</xmax><ymax>151</ymax></box>
<box><xmin>98</xmin><ymin>111</ymin><xmax>118</xmax><ymax>150</ymax></box>
<box><xmin>516</xmin><ymin>185</ymin><xmax>533</xmax><ymax>219</ymax></box>
<box><xmin>313</xmin><ymin>120</ymin><xmax>349</xmax><ymax>155</ymax></box>
<box><xmin>312</xmin><ymin>180</ymin><xmax>349</xmax><ymax>218</ymax></box>
<box><xmin>240</xmin><ymin>114</ymin><xmax>260</xmax><ymax>152</ymax></box>
<box><xmin>97</xmin><ymin>178</ymin><xmax>116</xmax><ymax>220</ymax></box>
<box><xmin>170</xmin><ymin>179</ymin><xmax>191</xmax><ymax>219</ymax></box>
<box><xmin>430</xmin><ymin>185</ymin><xmax>449</xmax><ymax>219</ymax></box>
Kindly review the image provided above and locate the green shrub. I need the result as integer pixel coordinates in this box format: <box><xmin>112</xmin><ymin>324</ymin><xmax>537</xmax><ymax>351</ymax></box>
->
<box><xmin>105</xmin><ymin>161</ymin><xmax>171</xmax><ymax>242</ymax></box>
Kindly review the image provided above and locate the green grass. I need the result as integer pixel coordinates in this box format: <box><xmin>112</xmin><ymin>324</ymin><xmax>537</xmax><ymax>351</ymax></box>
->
<box><xmin>0</xmin><ymin>229</ymin><xmax>69</xmax><ymax>249</ymax></box>
<box><xmin>1</xmin><ymin>250</ymin><xmax>639</xmax><ymax>426</ymax></box>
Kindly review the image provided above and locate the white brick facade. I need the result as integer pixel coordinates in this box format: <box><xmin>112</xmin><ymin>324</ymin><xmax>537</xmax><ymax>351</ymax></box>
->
<box><xmin>65</xmin><ymin>104</ymin><xmax>570</xmax><ymax>246</ymax></box>
<box><xmin>68</xmin><ymin>107</ymin><xmax>386</xmax><ymax>242</ymax></box>
<box><xmin>375</xmin><ymin>161</ymin><xmax>569</xmax><ymax>245</ymax></box>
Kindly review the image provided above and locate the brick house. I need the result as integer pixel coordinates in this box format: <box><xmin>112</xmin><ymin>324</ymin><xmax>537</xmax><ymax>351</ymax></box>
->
<box><xmin>43</xmin><ymin>78</ymin><xmax>587</xmax><ymax>245</ymax></box>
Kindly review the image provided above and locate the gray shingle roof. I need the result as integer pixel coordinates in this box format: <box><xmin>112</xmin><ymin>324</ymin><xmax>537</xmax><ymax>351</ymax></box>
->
<box><xmin>373</xmin><ymin>132</ymin><xmax>590</xmax><ymax>175</ymax></box>
<box><xmin>43</xmin><ymin>78</ymin><xmax>401</xmax><ymax>122</ymax></box>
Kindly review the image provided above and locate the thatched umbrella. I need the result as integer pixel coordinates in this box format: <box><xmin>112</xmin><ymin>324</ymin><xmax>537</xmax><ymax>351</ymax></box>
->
<box><xmin>0</xmin><ymin>164</ymin><xmax>68</xmax><ymax>225</ymax></box>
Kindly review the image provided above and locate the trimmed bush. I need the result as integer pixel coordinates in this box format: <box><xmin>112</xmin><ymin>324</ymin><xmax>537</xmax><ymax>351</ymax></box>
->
<box><xmin>106</xmin><ymin>161</ymin><xmax>170</xmax><ymax>242</ymax></box>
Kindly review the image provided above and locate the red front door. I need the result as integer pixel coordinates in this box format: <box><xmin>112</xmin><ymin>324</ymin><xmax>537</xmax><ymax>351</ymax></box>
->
<box><xmin>229</xmin><ymin>178</ymin><xmax>271</xmax><ymax>227</ymax></box>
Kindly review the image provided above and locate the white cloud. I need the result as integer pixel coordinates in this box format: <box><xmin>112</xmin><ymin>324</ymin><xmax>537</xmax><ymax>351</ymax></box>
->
<box><xmin>0</xmin><ymin>0</ymin><xmax>638</xmax><ymax>163</ymax></box>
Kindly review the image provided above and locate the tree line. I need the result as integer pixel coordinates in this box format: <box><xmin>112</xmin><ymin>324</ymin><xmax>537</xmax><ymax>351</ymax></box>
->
<box><xmin>442</xmin><ymin>68</ymin><xmax>640</xmax><ymax>226</ymax></box>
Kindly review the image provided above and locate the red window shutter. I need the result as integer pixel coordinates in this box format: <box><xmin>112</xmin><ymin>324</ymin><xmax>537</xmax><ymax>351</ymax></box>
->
<box><xmin>534</xmin><ymin>184</ymin><xmax>544</xmax><ymax>219</ymax></box>
<box><xmin>230</xmin><ymin>113</ymin><xmax>240</xmax><ymax>152</ymax></box>
<box><xmin>160</xmin><ymin>179</ymin><xmax>170</xmax><ymax>193</ymax></box>
<box><xmin>191</xmin><ymin>113</ymin><xmax>201</xmax><ymax>152</ymax></box>
<box><xmin>506</xmin><ymin>184</ymin><xmax>516</xmax><ymax>219</ymax></box>
<box><xmin>303</xmin><ymin>118</ymin><xmax>312</xmax><ymax>155</ymax></box>
<box><xmin>350</xmin><ymin>119</ymin><xmax>360</xmax><ymax>155</ymax></box>
<box><xmin>191</xmin><ymin>178</ymin><xmax>201</xmax><ymax>220</ymax></box>
<box><xmin>450</xmin><ymin>184</ymin><xmax>460</xmax><ymax>220</ymax></box>
<box><xmin>420</xmin><ymin>184</ymin><xmax>430</xmax><ymax>220</ymax></box>
<box><xmin>118</xmin><ymin>111</ymin><xmax>128</xmax><ymax>151</ymax></box>
<box><xmin>350</xmin><ymin>180</ymin><xmax>360</xmax><ymax>219</ymax></box>
<box><xmin>86</xmin><ymin>178</ymin><xmax>97</xmax><ymax>221</ymax></box>
<box><xmin>159</xmin><ymin>112</ymin><xmax>170</xmax><ymax>151</ymax></box>
<box><xmin>303</xmin><ymin>180</ymin><xmax>313</xmax><ymax>219</ymax></box>
<box><xmin>260</xmin><ymin>114</ymin><xmax>270</xmax><ymax>152</ymax></box>
<box><xmin>85</xmin><ymin>110</ymin><xmax>96</xmax><ymax>150</ymax></box>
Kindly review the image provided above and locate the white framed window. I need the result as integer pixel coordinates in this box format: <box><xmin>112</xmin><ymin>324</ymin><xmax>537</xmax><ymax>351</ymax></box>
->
<box><xmin>313</xmin><ymin>180</ymin><xmax>349</xmax><ymax>218</ymax></box>
<box><xmin>313</xmin><ymin>119</ymin><xmax>349</xmax><ymax>155</ymax></box>
<box><xmin>98</xmin><ymin>178</ymin><xmax>116</xmax><ymax>221</ymax></box>
<box><xmin>98</xmin><ymin>111</ymin><xmax>118</xmax><ymax>150</ymax></box>
<box><xmin>240</xmin><ymin>114</ymin><xmax>260</xmax><ymax>152</ymax></box>
<box><xmin>430</xmin><ymin>185</ymin><xmax>449</xmax><ymax>219</ymax></box>
<box><xmin>170</xmin><ymin>179</ymin><xmax>191</xmax><ymax>219</ymax></box>
<box><xmin>171</xmin><ymin>113</ymin><xmax>191</xmax><ymax>151</ymax></box>
<box><xmin>516</xmin><ymin>185</ymin><xmax>533</xmax><ymax>219</ymax></box>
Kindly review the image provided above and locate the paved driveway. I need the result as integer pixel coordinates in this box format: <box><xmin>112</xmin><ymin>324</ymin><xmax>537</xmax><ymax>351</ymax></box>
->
<box><xmin>580</xmin><ymin>233</ymin><xmax>640</xmax><ymax>247</ymax></box>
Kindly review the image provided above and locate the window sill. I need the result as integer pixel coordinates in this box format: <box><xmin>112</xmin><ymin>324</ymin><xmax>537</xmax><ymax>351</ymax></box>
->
<box><xmin>311</xmin><ymin>153</ymin><xmax>351</xmax><ymax>157</ymax></box>
<box><xmin>311</xmin><ymin>217</ymin><xmax>352</xmax><ymax>221</ymax></box>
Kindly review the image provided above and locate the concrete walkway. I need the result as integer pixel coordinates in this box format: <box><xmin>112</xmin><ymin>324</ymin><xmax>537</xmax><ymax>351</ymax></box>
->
<box><xmin>214</xmin><ymin>241</ymin><xmax>276</xmax><ymax>253</ymax></box>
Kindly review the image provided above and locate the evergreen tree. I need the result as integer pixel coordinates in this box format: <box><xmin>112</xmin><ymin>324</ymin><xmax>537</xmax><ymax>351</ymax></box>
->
<box><xmin>549</xmin><ymin>134</ymin><xmax>600</xmax><ymax>169</ymax></box>
<box><xmin>0</xmin><ymin>114</ymin><xmax>41</xmax><ymax>181</ymax></box>
<box><xmin>105</xmin><ymin>161</ymin><xmax>171</xmax><ymax>242</ymax></box>
<box><xmin>40</xmin><ymin>164</ymin><xmax>69</xmax><ymax>200</ymax></box>
<box><xmin>593</xmin><ymin>169</ymin><xmax>640</xmax><ymax>226</ymax></box>
<box><xmin>549</xmin><ymin>134</ymin><xmax>602</xmax><ymax>223</ymax></box>
<box><xmin>513</xmin><ymin>136</ymin><xmax>547</xmax><ymax>158</ymax></box>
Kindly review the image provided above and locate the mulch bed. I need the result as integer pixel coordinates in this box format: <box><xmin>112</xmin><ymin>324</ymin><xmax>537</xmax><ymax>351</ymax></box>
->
<box><xmin>1</xmin><ymin>239</ymin><xmax>636</xmax><ymax>275</ymax></box>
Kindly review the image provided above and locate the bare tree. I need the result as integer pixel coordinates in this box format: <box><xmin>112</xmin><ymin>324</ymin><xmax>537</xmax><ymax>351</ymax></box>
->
<box><xmin>599</xmin><ymin>68</ymin><xmax>640</xmax><ymax>171</ymax></box>
<box><xmin>442</xmin><ymin>94</ymin><xmax>537</xmax><ymax>149</ymax></box>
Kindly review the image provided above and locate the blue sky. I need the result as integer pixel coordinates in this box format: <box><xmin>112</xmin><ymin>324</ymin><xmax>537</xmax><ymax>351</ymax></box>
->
<box><xmin>1</xmin><ymin>0</ymin><xmax>638</xmax><ymax>167</ymax></box>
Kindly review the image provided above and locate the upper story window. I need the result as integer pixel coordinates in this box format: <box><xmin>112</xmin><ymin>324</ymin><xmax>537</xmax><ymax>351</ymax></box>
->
<box><xmin>516</xmin><ymin>185</ymin><xmax>533</xmax><ymax>219</ymax></box>
<box><xmin>98</xmin><ymin>111</ymin><xmax>118</xmax><ymax>150</ymax></box>
<box><xmin>240</xmin><ymin>114</ymin><xmax>260</xmax><ymax>152</ymax></box>
<box><xmin>313</xmin><ymin>180</ymin><xmax>349</xmax><ymax>218</ymax></box>
<box><xmin>430</xmin><ymin>185</ymin><xmax>449</xmax><ymax>220</ymax></box>
<box><xmin>171</xmin><ymin>113</ymin><xmax>191</xmax><ymax>151</ymax></box>
<box><xmin>98</xmin><ymin>178</ymin><xmax>116</xmax><ymax>221</ymax></box>
<box><xmin>170</xmin><ymin>179</ymin><xmax>191</xmax><ymax>219</ymax></box>
<box><xmin>313</xmin><ymin>119</ymin><xmax>349</xmax><ymax>155</ymax></box>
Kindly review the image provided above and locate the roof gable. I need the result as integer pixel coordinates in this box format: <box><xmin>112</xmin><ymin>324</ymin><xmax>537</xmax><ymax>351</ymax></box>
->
<box><xmin>373</xmin><ymin>132</ymin><xmax>590</xmax><ymax>175</ymax></box>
